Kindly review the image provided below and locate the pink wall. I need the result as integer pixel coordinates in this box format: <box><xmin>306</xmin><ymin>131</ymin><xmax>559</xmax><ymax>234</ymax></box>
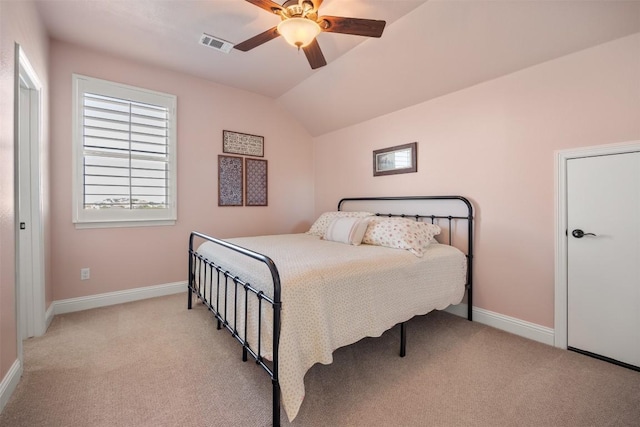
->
<box><xmin>49</xmin><ymin>41</ymin><xmax>315</xmax><ymax>301</ymax></box>
<box><xmin>313</xmin><ymin>34</ymin><xmax>640</xmax><ymax>328</ymax></box>
<box><xmin>1</xmin><ymin>9</ymin><xmax>636</xmax><ymax>399</ymax></box>
<box><xmin>0</xmin><ymin>0</ymin><xmax>50</xmax><ymax>383</ymax></box>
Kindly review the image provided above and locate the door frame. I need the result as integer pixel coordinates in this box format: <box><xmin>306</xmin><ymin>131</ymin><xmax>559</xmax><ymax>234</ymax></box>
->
<box><xmin>14</xmin><ymin>44</ymin><xmax>46</xmax><ymax>358</ymax></box>
<box><xmin>554</xmin><ymin>140</ymin><xmax>640</xmax><ymax>349</ymax></box>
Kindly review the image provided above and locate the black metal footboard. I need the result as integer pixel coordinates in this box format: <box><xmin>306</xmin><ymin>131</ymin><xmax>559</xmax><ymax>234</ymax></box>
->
<box><xmin>188</xmin><ymin>231</ymin><xmax>282</xmax><ymax>426</ymax></box>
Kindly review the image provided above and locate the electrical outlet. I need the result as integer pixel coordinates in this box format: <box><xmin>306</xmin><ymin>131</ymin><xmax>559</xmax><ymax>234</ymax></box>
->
<box><xmin>80</xmin><ymin>268</ymin><xmax>90</xmax><ymax>280</ymax></box>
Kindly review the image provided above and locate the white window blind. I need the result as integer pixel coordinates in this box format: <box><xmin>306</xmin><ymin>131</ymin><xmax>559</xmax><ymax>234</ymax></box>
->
<box><xmin>73</xmin><ymin>75</ymin><xmax>177</xmax><ymax>227</ymax></box>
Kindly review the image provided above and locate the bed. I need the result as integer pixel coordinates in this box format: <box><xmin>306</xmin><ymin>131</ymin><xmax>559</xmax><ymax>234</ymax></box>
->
<box><xmin>188</xmin><ymin>196</ymin><xmax>474</xmax><ymax>426</ymax></box>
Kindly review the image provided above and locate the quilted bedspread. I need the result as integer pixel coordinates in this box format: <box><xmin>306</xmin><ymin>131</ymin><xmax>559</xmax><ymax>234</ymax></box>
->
<box><xmin>195</xmin><ymin>233</ymin><xmax>466</xmax><ymax>421</ymax></box>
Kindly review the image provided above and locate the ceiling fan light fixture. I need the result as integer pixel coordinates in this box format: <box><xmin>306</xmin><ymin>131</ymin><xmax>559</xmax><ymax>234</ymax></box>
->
<box><xmin>277</xmin><ymin>17</ymin><xmax>321</xmax><ymax>49</ymax></box>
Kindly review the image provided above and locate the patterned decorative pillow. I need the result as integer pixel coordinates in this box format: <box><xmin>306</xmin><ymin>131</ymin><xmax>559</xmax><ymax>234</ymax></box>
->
<box><xmin>323</xmin><ymin>217</ymin><xmax>370</xmax><ymax>245</ymax></box>
<box><xmin>307</xmin><ymin>211</ymin><xmax>374</xmax><ymax>237</ymax></box>
<box><xmin>362</xmin><ymin>217</ymin><xmax>441</xmax><ymax>257</ymax></box>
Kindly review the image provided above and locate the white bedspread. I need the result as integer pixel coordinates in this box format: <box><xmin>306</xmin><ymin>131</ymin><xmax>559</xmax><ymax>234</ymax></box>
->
<box><xmin>195</xmin><ymin>233</ymin><xmax>466</xmax><ymax>421</ymax></box>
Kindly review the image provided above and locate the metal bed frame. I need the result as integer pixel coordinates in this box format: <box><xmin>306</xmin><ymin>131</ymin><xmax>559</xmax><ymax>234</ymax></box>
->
<box><xmin>188</xmin><ymin>196</ymin><xmax>474</xmax><ymax>426</ymax></box>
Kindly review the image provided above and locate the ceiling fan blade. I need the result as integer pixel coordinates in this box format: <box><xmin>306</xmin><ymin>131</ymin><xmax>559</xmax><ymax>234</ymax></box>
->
<box><xmin>245</xmin><ymin>0</ymin><xmax>284</xmax><ymax>15</ymax></box>
<box><xmin>303</xmin><ymin>39</ymin><xmax>327</xmax><ymax>69</ymax></box>
<box><xmin>319</xmin><ymin>16</ymin><xmax>386</xmax><ymax>38</ymax></box>
<box><xmin>234</xmin><ymin>26</ymin><xmax>280</xmax><ymax>52</ymax></box>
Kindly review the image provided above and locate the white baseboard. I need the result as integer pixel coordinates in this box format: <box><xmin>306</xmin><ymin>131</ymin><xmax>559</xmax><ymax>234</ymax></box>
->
<box><xmin>50</xmin><ymin>284</ymin><xmax>553</xmax><ymax>344</ymax></box>
<box><xmin>44</xmin><ymin>302</ymin><xmax>54</xmax><ymax>331</ymax></box>
<box><xmin>53</xmin><ymin>281</ymin><xmax>187</xmax><ymax>315</ymax></box>
<box><xmin>445</xmin><ymin>303</ymin><xmax>555</xmax><ymax>346</ymax></box>
<box><xmin>0</xmin><ymin>359</ymin><xmax>22</xmax><ymax>414</ymax></box>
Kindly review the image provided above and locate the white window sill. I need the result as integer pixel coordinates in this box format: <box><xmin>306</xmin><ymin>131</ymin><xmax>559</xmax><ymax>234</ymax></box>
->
<box><xmin>74</xmin><ymin>219</ymin><xmax>176</xmax><ymax>229</ymax></box>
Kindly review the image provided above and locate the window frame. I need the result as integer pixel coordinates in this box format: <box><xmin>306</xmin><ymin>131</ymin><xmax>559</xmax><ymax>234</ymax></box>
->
<box><xmin>72</xmin><ymin>74</ymin><xmax>177</xmax><ymax>228</ymax></box>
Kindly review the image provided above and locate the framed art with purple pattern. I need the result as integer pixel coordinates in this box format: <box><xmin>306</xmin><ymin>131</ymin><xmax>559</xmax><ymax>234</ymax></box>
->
<box><xmin>218</xmin><ymin>155</ymin><xmax>243</xmax><ymax>206</ymax></box>
<box><xmin>245</xmin><ymin>158</ymin><xmax>268</xmax><ymax>206</ymax></box>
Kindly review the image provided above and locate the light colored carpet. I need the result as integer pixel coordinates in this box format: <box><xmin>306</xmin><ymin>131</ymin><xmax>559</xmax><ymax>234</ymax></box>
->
<box><xmin>1</xmin><ymin>293</ymin><xmax>639</xmax><ymax>426</ymax></box>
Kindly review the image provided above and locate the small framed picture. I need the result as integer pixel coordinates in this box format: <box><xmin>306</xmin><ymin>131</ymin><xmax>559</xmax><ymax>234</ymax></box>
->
<box><xmin>373</xmin><ymin>142</ymin><xmax>417</xmax><ymax>177</ymax></box>
<box><xmin>223</xmin><ymin>130</ymin><xmax>264</xmax><ymax>157</ymax></box>
<box><xmin>245</xmin><ymin>158</ymin><xmax>268</xmax><ymax>206</ymax></box>
<box><xmin>218</xmin><ymin>155</ymin><xmax>243</xmax><ymax>206</ymax></box>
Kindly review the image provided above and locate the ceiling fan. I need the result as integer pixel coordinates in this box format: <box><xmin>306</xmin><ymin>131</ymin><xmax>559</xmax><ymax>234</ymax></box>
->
<box><xmin>234</xmin><ymin>0</ymin><xmax>386</xmax><ymax>69</ymax></box>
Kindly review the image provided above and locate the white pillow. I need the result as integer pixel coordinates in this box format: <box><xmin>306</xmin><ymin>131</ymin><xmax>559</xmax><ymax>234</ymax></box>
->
<box><xmin>323</xmin><ymin>217</ymin><xmax>370</xmax><ymax>245</ymax></box>
<box><xmin>362</xmin><ymin>217</ymin><xmax>441</xmax><ymax>257</ymax></box>
<box><xmin>306</xmin><ymin>211</ymin><xmax>374</xmax><ymax>237</ymax></box>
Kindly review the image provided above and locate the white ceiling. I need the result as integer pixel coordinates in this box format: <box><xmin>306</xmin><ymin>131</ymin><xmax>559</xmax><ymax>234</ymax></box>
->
<box><xmin>36</xmin><ymin>0</ymin><xmax>426</xmax><ymax>97</ymax></box>
<box><xmin>36</xmin><ymin>0</ymin><xmax>640</xmax><ymax>136</ymax></box>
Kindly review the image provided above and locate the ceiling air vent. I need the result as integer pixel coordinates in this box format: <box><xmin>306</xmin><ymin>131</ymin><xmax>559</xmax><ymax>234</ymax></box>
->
<box><xmin>199</xmin><ymin>33</ymin><xmax>233</xmax><ymax>53</ymax></box>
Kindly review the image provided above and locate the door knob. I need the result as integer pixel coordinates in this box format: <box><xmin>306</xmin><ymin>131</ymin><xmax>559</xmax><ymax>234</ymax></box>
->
<box><xmin>572</xmin><ymin>229</ymin><xmax>596</xmax><ymax>238</ymax></box>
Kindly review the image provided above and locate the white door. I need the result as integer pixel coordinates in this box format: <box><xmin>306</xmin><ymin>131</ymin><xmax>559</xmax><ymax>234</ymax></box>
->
<box><xmin>18</xmin><ymin>84</ymin><xmax>35</xmax><ymax>339</ymax></box>
<box><xmin>567</xmin><ymin>152</ymin><xmax>640</xmax><ymax>368</ymax></box>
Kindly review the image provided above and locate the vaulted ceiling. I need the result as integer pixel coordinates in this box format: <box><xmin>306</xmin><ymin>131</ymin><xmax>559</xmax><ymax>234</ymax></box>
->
<box><xmin>36</xmin><ymin>0</ymin><xmax>640</xmax><ymax>136</ymax></box>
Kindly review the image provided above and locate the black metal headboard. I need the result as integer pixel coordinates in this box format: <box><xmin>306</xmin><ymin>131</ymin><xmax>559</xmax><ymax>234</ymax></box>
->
<box><xmin>337</xmin><ymin>196</ymin><xmax>474</xmax><ymax>321</ymax></box>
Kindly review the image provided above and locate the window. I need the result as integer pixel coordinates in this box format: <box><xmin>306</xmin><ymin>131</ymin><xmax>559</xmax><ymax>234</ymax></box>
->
<box><xmin>72</xmin><ymin>75</ymin><xmax>177</xmax><ymax>228</ymax></box>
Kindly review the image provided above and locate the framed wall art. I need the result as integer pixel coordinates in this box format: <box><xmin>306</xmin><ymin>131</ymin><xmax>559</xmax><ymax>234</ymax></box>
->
<box><xmin>218</xmin><ymin>155</ymin><xmax>243</xmax><ymax>206</ymax></box>
<box><xmin>373</xmin><ymin>142</ymin><xmax>417</xmax><ymax>177</ymax></box>
<box><xmin>245</xmin><ymin>158</ymin><xmax>268</xmax><ymax>206</ymax></box>
<box><xmin>223</xmin><ymin>130</ymin><xmax>264</xmax><ymax>157</ymax></box>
